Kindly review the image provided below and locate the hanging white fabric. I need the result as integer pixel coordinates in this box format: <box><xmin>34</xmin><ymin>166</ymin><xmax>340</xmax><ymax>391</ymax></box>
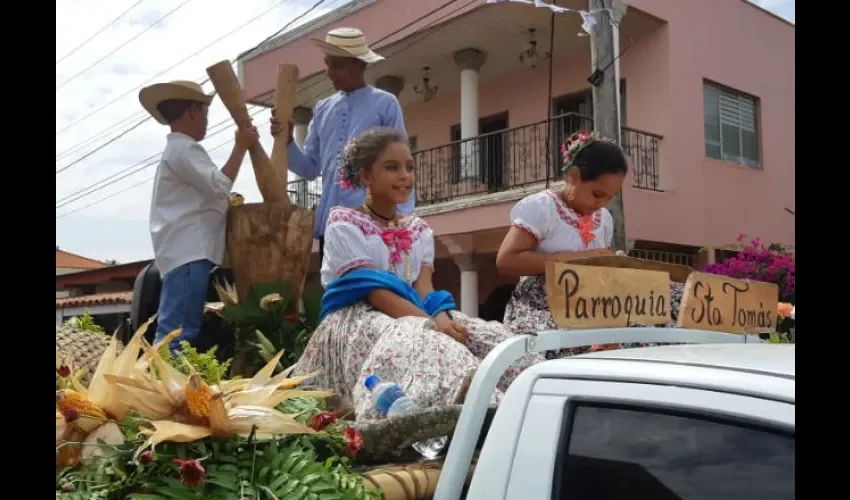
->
<box><xmin>485</xmin><ymin>0</ymin><xmax>601</xmax><ymax>34</ymax></box>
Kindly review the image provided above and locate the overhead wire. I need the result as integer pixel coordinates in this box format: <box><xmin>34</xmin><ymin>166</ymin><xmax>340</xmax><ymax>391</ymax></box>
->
<box><xmin>55</xmin><ymin>0</ymin><xmax>307</xmax><ymax>137</ymax></box>
<box><xmin>56</xmin><ymin>106</ymin><xmax>266</xmax><ymax>209</ymax></box>
<box><xmin>55</xmin><ymin>0</ymin><xmax>345</xmax><ymax>179</ymax></box>
<box><xmin>255</xmin><ymin>0</ymin><xmax>473</xmax><ymax>107</ymax></box>
<box><xmin>56</xmin><ymin>0</ymin><xmax>467</xmax><ymax>215</ymax></box>
<box><xmin>56</xmin><ymin>0</ymin><xmax>148</xmax><ymax>65</ymax></box>
<box><xmin>56</xmin><ymin>111</ymin><xmax>149</xmax><ymax>161</ymax></box>
<box><xmin>56</xmin><ymin>0</ymin><xmax>196</xmax><ymax>91</ymax></box>
<box><xmin>56</xmin><ymin>118</ymin><xmax>149</xmax><ymax>174</ymax></box>
<box><xmin>56</xmin><ymin>140</ymin><xmax>234</xmax><ymax>219</ymax></box>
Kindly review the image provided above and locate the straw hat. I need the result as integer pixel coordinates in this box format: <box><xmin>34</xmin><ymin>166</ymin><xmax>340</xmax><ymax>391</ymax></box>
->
<box><xmin>139</xmin><ymin>81</ymin><xmax>216</xmax><ymax>125</ymax></box>
<box><xmin>311</xmin><ymin>27</ymin><xmax>385</xmax><ymax>64</ymax></box>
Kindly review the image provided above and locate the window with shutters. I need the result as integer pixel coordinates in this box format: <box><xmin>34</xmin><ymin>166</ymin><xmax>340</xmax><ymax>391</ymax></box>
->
<box><xmin>703</xmin><ymin>81</ymin><xmax>761</xmax><ymax>168</ymax></box>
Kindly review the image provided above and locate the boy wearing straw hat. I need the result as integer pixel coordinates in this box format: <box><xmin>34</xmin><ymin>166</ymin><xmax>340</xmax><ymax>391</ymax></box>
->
<box><xmin>270</xmin><ymin>27</ymin><xmax>412</xmax><ymax>261</ymax></box>
<box><xmin>139</xmin><ymin>80</ymin><xmax>259</xmax><ymax>351</ymax></box>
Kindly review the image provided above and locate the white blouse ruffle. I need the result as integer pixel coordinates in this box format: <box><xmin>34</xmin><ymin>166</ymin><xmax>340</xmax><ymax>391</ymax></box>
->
<box><xmin>510</xmin><ymin>189</ymin><xmax>613</xmax><ymax>252</ymax></box>
<box><xmin>320</xmin><ymin>207</ymin><xmax>434</xmax><ymax>287</ymax></box>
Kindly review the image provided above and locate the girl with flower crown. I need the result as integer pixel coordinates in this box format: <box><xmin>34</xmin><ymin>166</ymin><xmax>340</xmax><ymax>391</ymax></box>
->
<box><xmin>293</xmin><ymin>128</ymin><xmax>545</xmax><ymax>421</ymax></box>
<box><xmin>496</xmin><ymin>131</ymin><xmax>684</xmax><ymax>357</ymax></box>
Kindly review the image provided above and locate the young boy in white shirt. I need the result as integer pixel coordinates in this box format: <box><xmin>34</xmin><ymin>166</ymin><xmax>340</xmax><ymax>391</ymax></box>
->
<box><xmin>139</xmin><ymin>80</ymin><xmax>258</xmax><ymax>352</ymax></box>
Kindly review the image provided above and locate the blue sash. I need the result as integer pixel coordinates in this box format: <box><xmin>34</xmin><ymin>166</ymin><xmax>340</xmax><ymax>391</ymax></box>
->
<box><xmin>320</xmin><ymin>268</ymin><xmax>457</xmax><ymax>320</ymax></box>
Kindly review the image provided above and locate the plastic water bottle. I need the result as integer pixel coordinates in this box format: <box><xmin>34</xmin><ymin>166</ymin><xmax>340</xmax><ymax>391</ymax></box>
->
<box><xmin>364</xmin><ymin>374</ymin><xmax>448</xmax><ymax>459</ymax></box>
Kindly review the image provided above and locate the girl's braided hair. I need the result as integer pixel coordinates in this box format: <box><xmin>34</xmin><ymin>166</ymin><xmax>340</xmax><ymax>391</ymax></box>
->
<box><xmin>560</xmin><ymin>130</ymin><xmax>628</xmax><ymax>181</ymax></box>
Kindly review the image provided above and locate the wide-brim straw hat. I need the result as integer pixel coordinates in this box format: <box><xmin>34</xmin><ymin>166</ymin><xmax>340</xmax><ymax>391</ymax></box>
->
<box><xmin>311</xmin><ymin>27</ymin><xmax>385</xmax><ymax>64</ymax></box>
<box><xmin>139</xmin><ymin>81</ymin><xmax>216</xmax><ymax>125</ymax></box>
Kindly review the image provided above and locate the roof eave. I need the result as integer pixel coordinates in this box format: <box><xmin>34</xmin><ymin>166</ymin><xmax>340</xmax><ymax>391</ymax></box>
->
<box><xmin>237</xmin><ymin>0</ymin><xmax>378</xmax><ymax>63</ymax></box>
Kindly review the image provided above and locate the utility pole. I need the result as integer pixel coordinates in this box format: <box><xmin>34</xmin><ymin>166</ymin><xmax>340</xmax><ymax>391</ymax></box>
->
<box><xmin>589</xmin><ymin>0</ymin><xmax>628</xmax><ymax>252</ymax></box>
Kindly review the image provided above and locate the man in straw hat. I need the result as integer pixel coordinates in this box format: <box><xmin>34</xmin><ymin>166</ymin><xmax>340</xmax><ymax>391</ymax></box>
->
<box><xmin>139</xmin><ymin>80</ymin><xmax>259</xmax><ymax>352</ymax></box>
<box><xmin>270</xmin><ymin>27</ymin><xmax>412</xmax><ymax>261</ymax></box>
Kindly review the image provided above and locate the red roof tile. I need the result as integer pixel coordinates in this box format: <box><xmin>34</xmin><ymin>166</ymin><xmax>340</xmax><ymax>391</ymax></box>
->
<box><xmin>56</xmin><ymin>249</ymin><xmax>107</xmax><ymax>270</ymax></box>
<box><xmin>56</xmin><ymin>291</ymin><xmax>133</xmax><ymax>309</ymax></box>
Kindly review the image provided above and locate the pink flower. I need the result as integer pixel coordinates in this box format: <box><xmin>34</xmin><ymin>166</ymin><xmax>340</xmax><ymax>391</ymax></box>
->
<box><xmin>338</xmin><ymin>170</ymin><xmax>354</xmax><ymax>189</ymax></box>
<box><xmin>701</xmin><ymin>237</ymin><xmax>794</xmax><ymax>302</ymax></box>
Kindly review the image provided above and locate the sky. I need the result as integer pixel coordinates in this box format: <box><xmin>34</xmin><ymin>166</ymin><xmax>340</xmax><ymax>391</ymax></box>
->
<box><xmin>55</xmin><ymin>0</ymin><xmax>795</xmax><ymax>264</ymax></box>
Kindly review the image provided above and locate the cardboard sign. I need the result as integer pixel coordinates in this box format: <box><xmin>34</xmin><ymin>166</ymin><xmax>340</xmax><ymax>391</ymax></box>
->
<box><xmin>545</xmin><ymin>262</ymin><xmax>671</xmax><ymax>329</ymax></box>
<box><xmin>676</xmin><ymin>271</ymin><xmax>779</xmax><ymax>334</ymax></box>
<box><xmin>566</xmin><ymin>255</ymin><xmax>694</xmax><ymax>284</ymax></box>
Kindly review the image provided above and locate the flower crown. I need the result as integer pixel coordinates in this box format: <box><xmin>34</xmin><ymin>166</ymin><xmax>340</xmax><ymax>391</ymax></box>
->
<box><xmin>560</xmin><ymin>130</ymin><xmax>614</xmax><ymax>172</ymax></box>
<box><xmin>337</xmin><ymin>137</ymin><xmax>361</xmax><ymax>190</ymax></box>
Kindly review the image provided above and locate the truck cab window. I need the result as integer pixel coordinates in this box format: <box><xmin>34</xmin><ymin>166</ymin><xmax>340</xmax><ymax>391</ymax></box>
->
<box><xmin>553</xmin><ymin>403</ymin><xmax>794</xmax><ymax>500</ymax></box>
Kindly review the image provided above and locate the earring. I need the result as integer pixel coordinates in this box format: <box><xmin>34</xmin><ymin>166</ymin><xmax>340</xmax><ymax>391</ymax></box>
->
<box><xmin>365</xmin><ymin>186</ymin><xmax>373</xmax><ymax>205</ymax></box>
<box><xmin>565</xmin><ymin>184</ymin><xmax>575</xmax><ymax>202</ymax></box>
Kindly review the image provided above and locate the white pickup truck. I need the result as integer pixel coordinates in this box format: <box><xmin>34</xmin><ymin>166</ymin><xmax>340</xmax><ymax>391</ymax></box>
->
<box><xmin>432</xmin><ymin>327</ymin><xmax>795</xmax><ymax>500</ymax></box>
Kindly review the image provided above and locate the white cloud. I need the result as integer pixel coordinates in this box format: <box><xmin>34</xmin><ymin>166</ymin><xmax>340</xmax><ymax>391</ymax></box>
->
<box><xmin>55</xmin><ymin>0</ymin><xmax>347</xmax><ymax>262</ymax></box>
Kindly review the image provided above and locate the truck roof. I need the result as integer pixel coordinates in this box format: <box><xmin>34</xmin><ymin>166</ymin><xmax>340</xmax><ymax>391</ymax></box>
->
<box><xmin>575</xmin><ymin>343</ymin><xmax>795</xmax><ymax>379</ymax></box>
<box><xmin>523</xmin><ymin>343</ymin><xmax>795</xmax><ymax>406</ymax></box>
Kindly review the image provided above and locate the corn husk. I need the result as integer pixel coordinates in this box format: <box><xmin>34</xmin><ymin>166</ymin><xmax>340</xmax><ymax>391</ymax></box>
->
<box><xmin>58</xmin><ymin>311</ymin><xmax>329</xmax><ymax>453</ymax></box>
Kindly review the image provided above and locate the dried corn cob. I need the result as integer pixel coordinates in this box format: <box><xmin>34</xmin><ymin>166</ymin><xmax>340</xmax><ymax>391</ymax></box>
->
<box><xmin>185</xmin><ymin>374</ymin><xmax>215</xmax><ymax>418</ymax></box>
<box><xmin>56</xmin><ymin>390</ymin><xmax>107</xmax><ymax>420</ymax></box>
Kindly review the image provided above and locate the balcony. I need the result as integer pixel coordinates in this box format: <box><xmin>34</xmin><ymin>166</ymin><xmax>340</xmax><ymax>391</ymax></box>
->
<box><xmin>413</xmin><ymin>112</ymin><xmax>663</xmax><ymax>206</ymax></box>
<box><xmin>287</xmin><ymin>179</ymin><xmax>321</xmax><ymax>210</ymax></box>
<box><xmin>287</xmin><ymin>113</ymin><xmax>662</xmax><ymax>210</ymax></box>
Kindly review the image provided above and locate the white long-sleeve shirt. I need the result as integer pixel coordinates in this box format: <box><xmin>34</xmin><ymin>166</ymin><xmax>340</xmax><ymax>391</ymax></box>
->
<box><xmin>149</xmin><ymin>132</ymin><xmax>233</xmax><ymax>278</ymax></box>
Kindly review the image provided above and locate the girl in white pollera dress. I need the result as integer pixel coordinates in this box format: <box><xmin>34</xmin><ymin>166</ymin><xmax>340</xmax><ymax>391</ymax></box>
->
<box><xmin>497</xmin><ymin>131</ymin><xmax>684</xmax><ymax>358</ymax></box>
<box><xmin>293</xmin><ymin>128</ymin><xmax>545</xmax><ymax>421</ymax></box>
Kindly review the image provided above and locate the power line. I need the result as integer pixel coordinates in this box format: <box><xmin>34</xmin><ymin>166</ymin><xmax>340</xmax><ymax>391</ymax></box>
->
<box><xmin>56</xmin><ymin>0</ymin><xmax>196</xmax><ymax>91</ymax></box>
<box><xmin>56</xmin><ymin>106</ymin><xmax>267</xmax><ymax>209</ymax></box>
<box><xmin>238</xmin><ymin>0</ymin><xmax>332</xmax><ymax>58</ymax></box>
<box><xmin>55</xmin><ymin>110</ymin><xmax>256</xmax><ymax>207</ymax></box>
<box><xmin>56</xmin><ymin>0</ymin><xmax>148</xmax><ymax>65</ymax></box>
<box><xmin>56</xmin><ymin>140</ymin><xmax>234</xmax><ymax>219</ymax></box>
<box><xmin>261</xmin><ymin>0</ymin><xmax>472</xmax><ymax>105</ymax></box>
<box><xmin>56</xmin><ymin>111</ymin><xmax>149</xmax><ymax>161</ymax></box>
<box><xmin>55</xmin><ymin>0</ymin><xmax>344</xmax><ymax>176</ymax></box>
<box><xmin>56</xmin><ymin>0</ymin><xmax>305</xmax><ymax>136</ymax></box>
<box><xmin>56</xmin><ymin>117</ymin><xmax>151</xmax><ymax>175</ymax></box>
<box><xmin>56</xmin><ymin>0</ymin><xmax>462</xmax><ymax>213</ymax></box>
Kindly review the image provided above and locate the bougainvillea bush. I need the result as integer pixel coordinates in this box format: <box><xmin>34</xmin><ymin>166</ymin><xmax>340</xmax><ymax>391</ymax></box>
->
<box><xmin>702</xmin><ymin>234</ymin><xmax>795</xmax><ymax>342</ymax></box>
<box><xmin>702</xmin><ymin>235</ymin><xmax>795</xmax><ymax>303</ymax></box>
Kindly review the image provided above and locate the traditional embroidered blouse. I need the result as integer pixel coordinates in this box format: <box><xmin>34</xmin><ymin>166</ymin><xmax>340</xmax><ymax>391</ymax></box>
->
<box><xmin>320</xmin><ymin>207</ymin><xmax>435</xmax><ymax>287</ymax></box>
<box><xmin>510</xmin><ymin>190</ymin><xmax>613</xmax><ymax>252</ymax></box>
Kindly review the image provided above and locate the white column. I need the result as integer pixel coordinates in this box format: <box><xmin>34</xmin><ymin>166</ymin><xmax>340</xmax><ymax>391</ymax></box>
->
<box><xmin>453</xmin><ymin>49</ymin><xmax>487</xmax><ymax>182</ymax></box>
<box><xmin>292</xmin><ymin>106</ymin><xmax>313</xmax><ymax>148</ymax></box>
<box><xmin>374</xmin><ymin>75</ymin><xmax>405</xmax><ymax>98</ymax></box>
<box><xmin>456</xmin><ymin>257</ymin><xmax>479</xmax><ymax>318</ymax></box>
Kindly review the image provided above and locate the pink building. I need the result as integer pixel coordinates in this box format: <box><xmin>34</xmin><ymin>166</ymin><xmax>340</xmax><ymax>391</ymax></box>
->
<box><xmin>238</xmin><ymin>0</ymin><xmax>795</xmax><ymax>319</ymax></box>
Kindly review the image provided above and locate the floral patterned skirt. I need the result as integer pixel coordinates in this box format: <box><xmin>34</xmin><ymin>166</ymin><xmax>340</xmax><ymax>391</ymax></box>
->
<box><xmin>292</xmin><ymin>302</ymin><xmax>545</xmax><ymax>421</ymax></box>
<box><xmin>503</xmin><ymin>276</ymin><xmax>685</xmax><ymax>359</ymax></box>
